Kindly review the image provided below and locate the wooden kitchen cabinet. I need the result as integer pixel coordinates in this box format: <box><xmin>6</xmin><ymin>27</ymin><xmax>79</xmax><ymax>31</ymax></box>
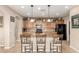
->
<box><xmin>23</xmin><ymin>17</ymin><xmax>64</xmax><ymax>32</ymax></box>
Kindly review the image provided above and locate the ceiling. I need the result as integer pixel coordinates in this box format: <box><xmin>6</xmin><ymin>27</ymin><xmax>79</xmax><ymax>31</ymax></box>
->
<box><xmin>8</xmin><ymin>5</ymin><xmax>76</xmax><ymax>17</ymax></box>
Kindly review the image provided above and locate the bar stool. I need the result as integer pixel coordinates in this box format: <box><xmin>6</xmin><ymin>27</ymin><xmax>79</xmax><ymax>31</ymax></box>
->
<box><xmin>50</xmin><ymin>34</ymin><xmax>62</xmax><ymax>53</ymax></box>
<box><xmin>36</xmin><ymin>33</ymin><xmax>46</xmax><ymax>53</ymax></box>
<box><xmin>20</xmin><ymin>33</ymin><xmax>33</xmax><ymax>53</ymax></box>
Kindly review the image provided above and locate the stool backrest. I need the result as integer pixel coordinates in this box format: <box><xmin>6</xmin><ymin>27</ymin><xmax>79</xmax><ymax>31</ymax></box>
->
<box><xmin>36</xmin><ymin>33</ymin><xmax>46</xmax><ymax>44</ymax></box>
<box><xmin>20</xmin><ymin>33</ymin><xmax>31</xmax><ymax>44</ymax></box>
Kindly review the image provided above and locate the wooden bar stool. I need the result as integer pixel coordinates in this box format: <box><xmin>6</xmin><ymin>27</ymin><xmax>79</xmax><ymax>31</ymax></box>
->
<box><xmin>36</xmin><ymin>33</ymin><xmax>46</xmax><ymax>53</ymax></box>
<box><xmin>50</xmin><ymin>34</ymin><xmax>62</xmax><ymax>53</ymax></box>
<box><xmin>20</xmin><ymin>32</ymin><xmax>33</xmax><ymax>53</ymax></box>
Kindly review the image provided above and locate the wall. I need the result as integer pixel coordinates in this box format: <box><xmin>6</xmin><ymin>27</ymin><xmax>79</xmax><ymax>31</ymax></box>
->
<box><xmin>0</xmin><ymin>6</ymin><xmax>23</xmax><ymax>48</ymax></box>
<box><xmin>10</xmin><ymin>16</ymin><xmax>23</xmax><ymax>48</ymax></box>
<box><xmin>16</xmin><ymin>16</ymin><xmax>23</xmax><ymax>41</ymax></box>
<box><xmin>70</xmin><ymin>6</ymin><xmax>79</xmax><ymax>52</ymax></box>
<box><xmin>0</xmin><ymin>11</ymin><xmax>4</xmax><ymax>46</ymax></box>
<box><xmin>63</xmin><ymin>16</ymin><xmax>70</xmax><ymax>42</ymax></box>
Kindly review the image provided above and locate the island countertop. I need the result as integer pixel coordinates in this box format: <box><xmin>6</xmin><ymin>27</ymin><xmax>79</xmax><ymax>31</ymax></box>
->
<box><xmin>20</xmin><ymin>32</ymin><xmax>62</xmax><ymax>38</ymax></box>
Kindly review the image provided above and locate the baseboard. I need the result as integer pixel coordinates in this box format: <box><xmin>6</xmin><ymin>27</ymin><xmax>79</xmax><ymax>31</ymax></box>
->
<box><xmin>70</xmin><ymin>45</ymin><xmax>79</xmax><ymax>52</ymax></box>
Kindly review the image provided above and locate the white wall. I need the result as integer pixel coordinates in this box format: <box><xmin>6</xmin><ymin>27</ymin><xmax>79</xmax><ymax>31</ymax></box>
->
<box><xmin>70</xmin><ymin>6</ymin><xmax>79</xmax><ymax>52</ymax></box>
<box><xmin>0</xmin><ymin>6</ymin><xmax>23</xmax><ymax>48</ymax></box>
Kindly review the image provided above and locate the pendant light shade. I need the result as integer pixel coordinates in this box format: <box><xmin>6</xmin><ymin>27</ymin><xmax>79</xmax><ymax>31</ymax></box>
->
<box><xmin>47</xmin><ymin>19</ymin><xmax>51</xmax><ymax>22</ymax></box>
<box><xmin>30</xmin><ymin>5</ymin><xmax>35</xmax><ymax>22</ymax></box>
<box><xmin>47</xmin><ymin>5</ymin><xmax>51</xmax><ymax>22</ymax></box>
<box><xmin>30</xmin><ymin>18</ymin><xmax>35</xmax><ymax>22</ymax></box>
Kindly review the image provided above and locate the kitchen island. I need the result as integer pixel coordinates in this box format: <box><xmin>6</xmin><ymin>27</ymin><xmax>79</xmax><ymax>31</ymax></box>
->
<box><xmin>20</xmin><ymin>32</ymin><xmax>62</xmax><ymax>53</ymax></box>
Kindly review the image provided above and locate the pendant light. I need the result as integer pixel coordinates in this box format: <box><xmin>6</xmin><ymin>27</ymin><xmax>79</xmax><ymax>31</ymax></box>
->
<box><xmin>47</xmin><ymin>5</ymin><xmax>51</xmax><ymax>22</ymax></box>
<box><xmin>30</xmin><ymin>5</ymin><xmax>35</xmax><ymax>22</ymax></box>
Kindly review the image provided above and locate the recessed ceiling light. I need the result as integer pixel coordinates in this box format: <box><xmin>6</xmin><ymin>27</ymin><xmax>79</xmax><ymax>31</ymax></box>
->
<box><xmin>38</xmin><ymin>7</ymin><xmax>41</xmax><ymax>10</ymax></box>
<box><xmin>21</xmin><ymin>6</ymin><xmax>25</xmax><ymax>8</ymax></box>
<box><xmin>65</xmin><ymin>6</ymin><xmax>69</xmax><ymax>9</ymax></box>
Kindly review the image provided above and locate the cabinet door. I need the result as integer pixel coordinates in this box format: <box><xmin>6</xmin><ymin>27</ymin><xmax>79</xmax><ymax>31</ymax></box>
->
<box><xmin>51</xmin><ymin>23</ymin><xmax>56</xmax><ymax>29</ymax></box>
<box><xmin>46</xmin><ymin>23</ymin><xmax>52</xmax><ymax>29</ymax></box>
